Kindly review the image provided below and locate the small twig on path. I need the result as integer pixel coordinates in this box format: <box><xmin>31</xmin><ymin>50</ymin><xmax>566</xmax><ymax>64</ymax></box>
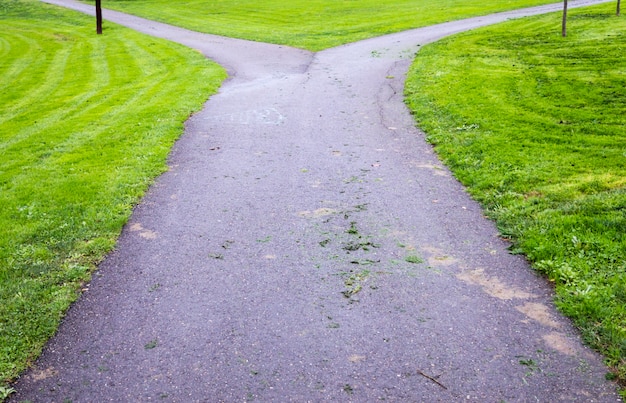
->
<box><xmin>416</xmin><ymin>369</ymin><xmax>447</xmax><ymax>390</ymax></box>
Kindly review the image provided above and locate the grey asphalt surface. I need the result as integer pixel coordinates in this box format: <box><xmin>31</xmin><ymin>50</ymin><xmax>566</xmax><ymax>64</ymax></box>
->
<box><xmin>13</xmin><ymin>0</ymin><xmax>620</xmax><ymax>401</ymax></box>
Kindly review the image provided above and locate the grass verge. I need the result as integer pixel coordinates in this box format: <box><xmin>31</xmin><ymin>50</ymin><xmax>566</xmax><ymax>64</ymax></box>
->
<box><xmin>98</xmin><ymin>0</ymin><xmax>556</xmax><ymax>51</ymax></box>
<box><xmin>0</xmin><ymin>0</ymin><xmax>226</xmax><ymax>388</ymax></box>
<box><xmin>405</xmin><ymin>3</ymin><xmax>626</xmax><ymax>388</ymax></box>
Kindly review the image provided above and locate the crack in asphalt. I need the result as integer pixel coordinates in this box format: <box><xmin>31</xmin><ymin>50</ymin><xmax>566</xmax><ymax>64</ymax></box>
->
<box><xmin>12</xmin><ymin>0</ymin><xmax>620</xmax><ymax>401</ymax></box>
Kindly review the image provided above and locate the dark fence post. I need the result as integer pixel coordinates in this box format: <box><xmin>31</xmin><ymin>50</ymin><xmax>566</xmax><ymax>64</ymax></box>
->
<box><xmin>96</xmin><ymin>0</ymin><xmax>103</xmax><ymax>34</ymax></box>
<box><xmin>562</xmin><ymin>0</ymin><xmax>568</xmax><ymax>37</ymax></box>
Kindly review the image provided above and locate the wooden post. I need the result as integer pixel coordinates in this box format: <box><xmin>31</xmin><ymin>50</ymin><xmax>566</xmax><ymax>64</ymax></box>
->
<box><xmin>96</xmin><ymin>0</ymin><xmax>103</xmax><ymax>34</ymax></box>
<box><xmin>618</xmin><ymin>0</ymin><xmax>621</xmax><ymax>16</ymax></box>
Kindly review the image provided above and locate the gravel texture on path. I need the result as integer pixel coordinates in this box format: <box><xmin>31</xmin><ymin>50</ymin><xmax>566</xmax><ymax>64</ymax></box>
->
<box><xmin>13</xmin><ymin>0</ymin><xmax>619</xmax><ymax>401</ymax></box>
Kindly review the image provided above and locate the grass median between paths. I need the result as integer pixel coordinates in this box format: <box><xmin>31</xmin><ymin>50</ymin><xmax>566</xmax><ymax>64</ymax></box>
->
<box><xmin>99</xmin><ymin>0</ymin><xmax>556</xmax><ymax>51</ymax></box>
<box><xmin>0</xmin><ymin>0</ymin><xmax>226</xmax><ymax>388</ymax></box>
<box><xmin>405</xmin><ymin>3</ymin><xmax>626</xmax><ymax>388</ymax></box>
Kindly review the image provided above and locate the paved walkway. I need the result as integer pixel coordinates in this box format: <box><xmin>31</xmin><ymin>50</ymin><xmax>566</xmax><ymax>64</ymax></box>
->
<box><xmin>14</xmin><ymin>0</ymin><xmax>619</xmax><ymax>401</ymax></box>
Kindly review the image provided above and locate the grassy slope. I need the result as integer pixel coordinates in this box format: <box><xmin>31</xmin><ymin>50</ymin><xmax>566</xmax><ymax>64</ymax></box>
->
<box><xmin>0</xmin><ymin>0</ymin><xmax>226</xmax><ymax>384</ymax></box>
<box><xmin>405</xmin><ymin>3</ymin><xmax>626</xmax><ymax>383</ymax></box>
<box><xmin>100</xmin><ymin>0</ymin><xmax>556</xmax><ymax>51</ymax></box>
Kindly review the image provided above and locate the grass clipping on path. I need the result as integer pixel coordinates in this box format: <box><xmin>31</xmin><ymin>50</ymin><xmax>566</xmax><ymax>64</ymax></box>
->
<box><xmin>405</xmin><ymin>3</ymin><xmax>626</xmax><ymax>384</ymax></box>
<box><xmin>0</xmin><ymin>0</ymin><xmax>226</xmax><ymax>383</ymax></box>
<box><xmin>100</xmin><ymin>0</ymin><xmax>555</xmax><ymax>51</ymax></box>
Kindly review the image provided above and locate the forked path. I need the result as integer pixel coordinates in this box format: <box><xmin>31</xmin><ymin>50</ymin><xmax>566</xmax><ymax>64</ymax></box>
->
<box><xmin>15</xmin><ymin>0</ymin><xmax>618</xmax><ymax>401</ymax></box>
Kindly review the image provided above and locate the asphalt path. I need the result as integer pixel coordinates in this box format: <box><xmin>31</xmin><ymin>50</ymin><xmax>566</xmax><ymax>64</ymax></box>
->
<box><xmin>13</xmin><ymin>0</ymin><xmax>620</xmax><ymax>401</ymax></box>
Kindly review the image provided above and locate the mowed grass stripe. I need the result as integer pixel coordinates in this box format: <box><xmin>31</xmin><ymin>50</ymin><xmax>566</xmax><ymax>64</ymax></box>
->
<box><xmin>0</xmin><ymin>31</ymin><xmax>80</xmax><ymax>136</ymax></box>
<box><xmin>1</xmin><ymin>30</ymin><xmax>180</xmax><ymax>174</ymax></box>
<box><xmin>0</xmin><ymin>0</ymin><xmax>226</xmax><ymax>383</ymax></box>
<box><xmin>0</xmin><ymin>33</ymin><xmax>42</xmax><ymax>97</ymax></box>
<box><xmin>0</xmin><ymin>40</ymin><xmax>112</xmax><ymax>178</ymax></box>
<box><xmin>0</xmin><ymin>36</ymin><xmax>111</xmax><ymax>154</ymax></box>
<box><xmin>405</xmin><ymin>3</ymin><xmax>626</xmax><ymax>384</ymax></box>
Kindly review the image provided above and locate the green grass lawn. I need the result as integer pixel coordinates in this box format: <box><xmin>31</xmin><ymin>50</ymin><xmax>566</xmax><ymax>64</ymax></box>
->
<box><xmin>100</xmin><ymin>0</ymin><xmax>556</xmax><ymax>51</ymax></box>
<box><xmin>405</xmin><ymin>2</ymin><xmax>626</xmax><ymax>386</ymax></box>
<box><xmin>0</xmin><ymin>0</ymin><xmax>225</xmax><ymax>388</ymax></box>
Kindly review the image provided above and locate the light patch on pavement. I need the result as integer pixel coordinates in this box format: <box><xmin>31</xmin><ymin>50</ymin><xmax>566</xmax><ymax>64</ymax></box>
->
<box><xmin>310</xmin><ymin>179</ymin><xmax>324</xmax><ymax>188</ymax></box>
<box><xmin>204</xmin><ymin>107</ymin><xmax>285</xmax><ymax>125</ymax></box>
<box><xmin>349</xmin><ymin>354</ymin><xmax>366</xmax><ymax>363</ymax></box>
<box><xmin>410</xmin><ymin>161</ymin><xmax>449</xmax><ymax>177</ymax></box>
<box><xmin>457</xmin><ymin>269</ymin><xmax>536</xmax><ymax>300</ymax></box>
<box><xmin>297</xmin><ymin>208</ymin><xmax>338</xmax><ymax>219</ymax></box>
<box><xmin>129</xmin><ymin>223</ymin><xmax>158</xmax><ymax>239</ymax></box>
<box><xmin>543</xmin><ymin>332</ymin><xmax>578</xmax><ymax>356</ymax></box>
<box><xmin>422</xmin><ymin>245</ymin><xmax>459</xmax><ymax>267</ymax></box>
<box><xmin>516</xmin><ymin>302</ymin><xmax>561</xmax><ymax>329</ymax></box>
<box><xmin>30</xmin><ymin>367</ymin><xmax>58</xmax><ymax>381</ymax></box>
